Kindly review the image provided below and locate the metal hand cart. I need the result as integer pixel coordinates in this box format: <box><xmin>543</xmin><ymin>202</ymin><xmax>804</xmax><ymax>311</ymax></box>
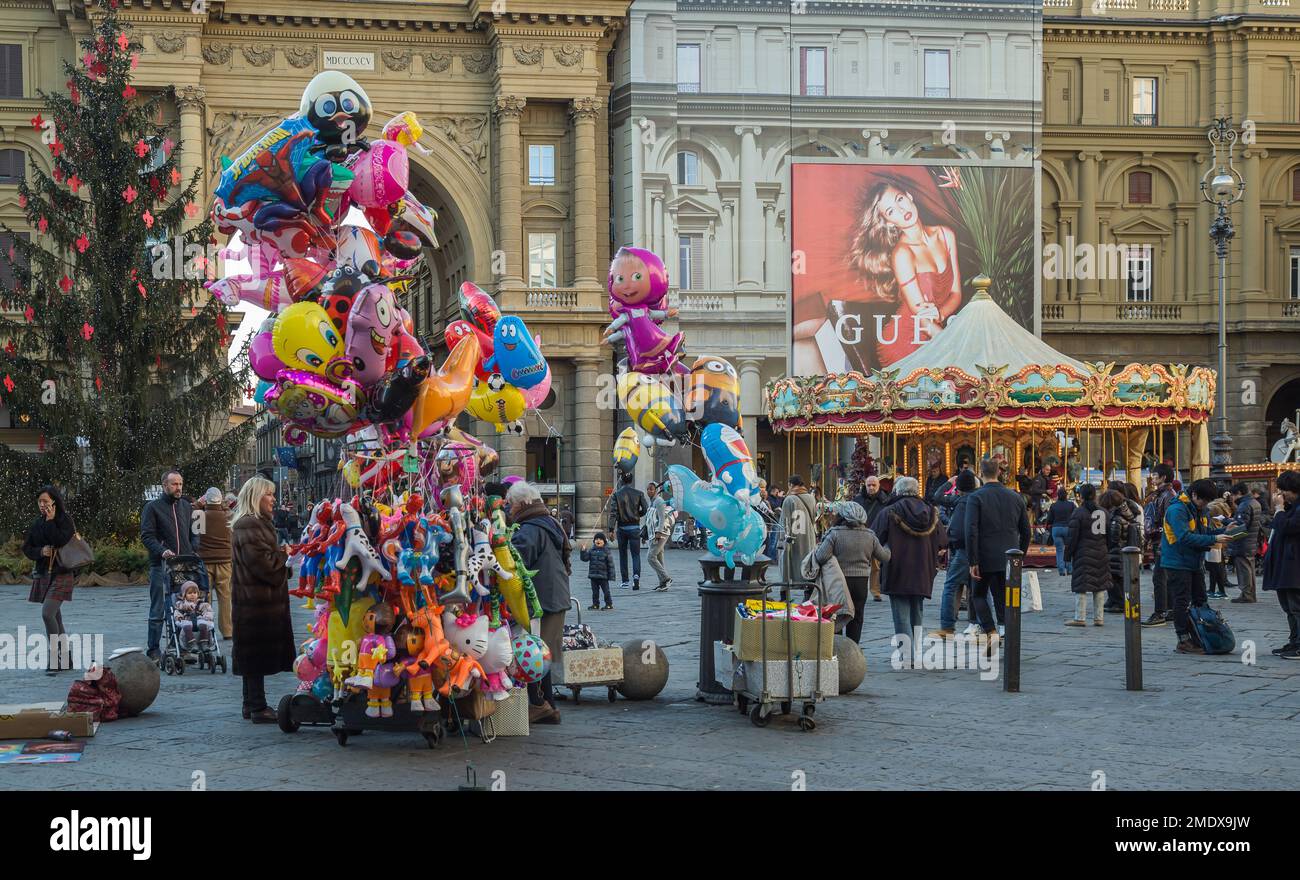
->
<box><xmin>728</xmin><ymin>581</ymin><xmax>831</xmax><ymax>732</ymax></box>
<box><xmin>553</xmin><ymin>598</ymin><xmax>624</xmax><ymax>704</ymax></box>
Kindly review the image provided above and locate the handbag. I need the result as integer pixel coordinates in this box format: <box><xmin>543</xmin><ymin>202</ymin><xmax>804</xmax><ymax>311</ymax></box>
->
<box><xmin>56</xmin><ymin>533</ymin><xmax>95</xmax><ymax>572</ymax></box>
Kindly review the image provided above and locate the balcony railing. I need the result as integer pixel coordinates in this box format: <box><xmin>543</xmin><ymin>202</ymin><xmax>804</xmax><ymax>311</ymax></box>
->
<box><xmin>1132</xmin><ymin>114</ymin><xmax>1157</xmax><ymax>126</ymax></box>
<box><xmin>1042</xmin><ymin>299</ymin><xmax>1300</xmax><ymax>324</ymax></box>
<box><xmin>1117</xmin><ymin>303</ymin><xmax>1181</xmax><ymax>321</ymax></box>
<box><xmin>676</xmin><ymin>82</ymin><xmax>700</xmax><ymax>94</ymax></box>
<box><xmin>924</xmin><ymin>87</ymin><xmax>950</xmax><ymax>99</ymax></box>
<box><xmin>524</xmin><ymin>288</ymin><xmax>579</xmax><ymax>310</ymax></box>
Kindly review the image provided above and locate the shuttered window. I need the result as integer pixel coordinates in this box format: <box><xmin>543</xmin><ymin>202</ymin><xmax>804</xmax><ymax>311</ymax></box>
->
<box><xmin>678</xmin><ymin>234</ymin><xmax>704</xmax><ymax>290</ymax></box>
<box><xmin>0</xmin><ymin>149</ymin><xmax>23</xmax><ymax>184</ymax></box>
<box><xmin>0</xmin><ymin>45</ymin><xmax>21</xmax><ymax>98</ymax></box>
<box><xmin>1128</xmin><ymin>171</ymin><xmax>1152</xmax><ymax>204</ymax></box>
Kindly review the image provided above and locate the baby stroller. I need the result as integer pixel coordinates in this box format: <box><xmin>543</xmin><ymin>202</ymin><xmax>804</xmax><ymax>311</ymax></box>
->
<box><xmin>161</xmin><ymin>555</ymin><xmax>227</xmax><ymax>676</ymax></box>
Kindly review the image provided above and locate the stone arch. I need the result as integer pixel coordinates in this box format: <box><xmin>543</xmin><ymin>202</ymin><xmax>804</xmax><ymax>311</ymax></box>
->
<box><xmin>1263</xmin><ymin>157</ymin><xmax>1300</xmax><ymax>201</ymax></box>
<box><xmin>764</xmin><ymin>132</ymin><xmax>855</xmax><ymax>178</ymax></box>
<box><xmin>1265</xmin><ymin>373</ymin><xmax>1300</xmax><ymax>453</ymax></box>
<box><xmin>648</xmin><ymin>130</ymin><xmax>733</xmax><ymax>180</ymax></box>
<box><xmin>1098</xmin><ymin>155</ymin><xmax>1190</xmax><ymax>204</ymax></box>
<box><xmin>1040</xmin><ymin>156</ymin><xmax>1075</xmax><ymax>203</ymax></box>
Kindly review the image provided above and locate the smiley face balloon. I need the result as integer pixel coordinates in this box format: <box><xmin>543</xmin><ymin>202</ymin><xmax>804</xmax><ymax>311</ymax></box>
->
<box><xmin>273</xmin><ymin>301</ymin><xmax>349</xmax><ymax>382</ymax></box>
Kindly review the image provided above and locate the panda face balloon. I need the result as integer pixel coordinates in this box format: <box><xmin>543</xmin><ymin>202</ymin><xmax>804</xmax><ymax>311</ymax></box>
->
<box><xmin>299</xmin><ymin>71</ymin><xmax>372</xmax><ymax>155</ymax></box>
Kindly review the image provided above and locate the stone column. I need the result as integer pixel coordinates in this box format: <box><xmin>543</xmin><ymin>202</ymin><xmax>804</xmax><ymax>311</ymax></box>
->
<box><xmin>1055</xmin><ymin>216</ymin><xmax>1068</xmax><ymax>301</ymax></box>
<box><xmin>735</xmin><ymin>125</ymin><xmax>763</xmax><ymax>290</ymax></box>
<box><xmin>493</xmin><ymin>95</ymin><xmax>527</xmax><ymax>289</ymax></box>
<box><xmin>719</xmin><ymin>201</ymin><xmax>735</xmax><ymax>289</ymax></box>
<box><xmin>739</xmin><ymin>357</ymin><xmax>763</xmax><ymax>455</ymax></box>
<box><xmin>1193</xmin><ymin>421</ymin><xmax>1210</xmax><ymax>481</ymax></box>
<box><xmin>176</xmin><ymin>85</ymin><xmax>206</xmax><ymax>227</ymax></box>
<box><xmin>571</xmin><ymin>97</ymin><xmax>601</xmax><ymax>284</ymax></box>
<box><xmin>1242</xmin><ymin>149</ymin><xmax>1264</xmax><ymax>299</ymax></box>
<box><xmin>1195</xmin><ymin>157</ymin><xmax>1211</xmax><ymax>299</ymax></box>
<box><xmin>573</xmin><ymin>355</ymin><xmax>608</xmax><ymax>533</ymax></box>
<box><xmin>1175</xmin><ymin>217</ymin><xmax>1188</xmax><ymax>300</ymax></box>
<box><xmin>763</xmin><ymin>203</ymin><xmax>780</xmax><ymax>290</ymax></box>
<box><xmin>652</xmin><ymin>195</ymin><xmax>664</xmax><ymax>256</ymax></box>
<box><xmin>1077</xmin><ymin>151</ymin><xmax>1100</xmax><ymax>299</ymax></box>
<box><xmin>1229</xmin><ymin>363</ymin><xmax>1267</xmax><ymax>463</ymax></box>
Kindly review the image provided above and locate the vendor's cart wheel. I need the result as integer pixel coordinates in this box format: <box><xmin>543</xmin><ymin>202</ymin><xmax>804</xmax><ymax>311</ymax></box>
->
<box><xmin>750</xmin><ymin>704</ymin><xmax>769</xmax><ymax>728</ymax></box>
<box><xmin>607</xmin><ymin>687</ymin><xmax>617</xmax><ymax>703</ymax></box>
<box><xmin>422</xmin><ymin>730</ymin><xmax>441</xmax><ymax>749</ymax></box>
<box><xmin>277</xmin><ymin>695</ymin><xmax>300</xmax><ymax>733</ymax></box>
<box><xmin>780</xmin><ymin>700</ymin><xmax>792</xmax><ymax>716</ymax></box>
<box><xmin>175</xmin><ymin>656</ymin><xmax>185</xmax><ymax>676</ymax></box>
<box><xmin>798</xmin><ymin>715</ymin><xmax>816</xmax><ymax>732</ymax></box>
<box><xmin>736</xmin><ymin>694</ymin><xmax>749</xmax><ymax>714</ymax></box>
<box><xmin>803</xmin><ymin>702</ymin><xmax>816</xmax><ymax>718</ymax></box>
<box><xmin>333</xmin><ymin>728</ymin><xmax>348</xmax><ymax>747</ymax></box>
<box><xmin>571</xmin><ymin>686</ymin><xmax>582</xmax><ymax>704</ymax></box>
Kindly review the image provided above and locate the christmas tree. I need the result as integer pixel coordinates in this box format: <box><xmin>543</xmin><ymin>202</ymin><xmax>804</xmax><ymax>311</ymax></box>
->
<box><xmin>0</xmin><ymin>1</ymin><xmax>250</xmax><ymax>540</ymax></box>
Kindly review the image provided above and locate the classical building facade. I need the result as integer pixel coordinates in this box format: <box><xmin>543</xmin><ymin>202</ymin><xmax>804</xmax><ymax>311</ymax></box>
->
<box><xmin>0</xmin><ymin>0</ymin><xmax>629</xmax><ymax>529</ymax></box>
<box><xmin>611</xmin><ymin>0</ymin><xmax>1040</xmax><ymax>482</ymax></box>
<box><xmin>1042</xmin><ymin>0</ymin><xmax>1300</xmax><ymax>467</ymax></box>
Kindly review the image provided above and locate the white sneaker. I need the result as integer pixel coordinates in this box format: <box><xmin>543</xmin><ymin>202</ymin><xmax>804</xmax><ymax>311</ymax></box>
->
<box><xmin>620</xmin><ymin>582</ymin><xmax>630</xmax><ymax>591</ymax></box>
<box><xmin>997</xmin><ymin>625</ymin><xmax>1006</xmax><ymax>638</ymax></box>
<box><xmin>961</xmin><ymin>623</ymin><xmax>980</xmax><ymax>636</ymax></box>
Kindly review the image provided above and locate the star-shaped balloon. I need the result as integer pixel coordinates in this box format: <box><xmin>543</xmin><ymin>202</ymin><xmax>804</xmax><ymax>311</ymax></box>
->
<box><xmin>75</xmin><ymin>233</ymin><xmax>89</xmax><ymax>253</ymax></box>
<box><xmin>122</xmin><ymin>184</ymin><xmax>137</xmax><ymax>204</ymax></box>
<box><xmin>81</xmin><ymin>323</ymin><xmax>94</xmax><ymax>341</ymax></box>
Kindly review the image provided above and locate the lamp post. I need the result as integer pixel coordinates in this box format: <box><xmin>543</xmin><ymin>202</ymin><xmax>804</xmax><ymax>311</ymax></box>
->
<box><xmin>1199</xmin><ymin>117</ymin><xmax>1245</xmax><ymax>488</ymax></box>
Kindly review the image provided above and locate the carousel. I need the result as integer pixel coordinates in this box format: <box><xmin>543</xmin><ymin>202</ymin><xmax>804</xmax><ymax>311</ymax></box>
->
<box><xmin>766</xmin><ymin>276</ymin><xmax>1218</xmax><ymax>494</ymax></box>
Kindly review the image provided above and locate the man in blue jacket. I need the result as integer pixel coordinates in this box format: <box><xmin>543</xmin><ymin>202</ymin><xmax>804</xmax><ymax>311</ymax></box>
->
<box><xmin>1161</xmin><ymin>478</ymin><xmax>1233</xmax><ymax>655</ymax></box>
<box><xmin>140</xmin><ymin>470</ymin><xmax>198</xmax><ymax>660</ymax></box>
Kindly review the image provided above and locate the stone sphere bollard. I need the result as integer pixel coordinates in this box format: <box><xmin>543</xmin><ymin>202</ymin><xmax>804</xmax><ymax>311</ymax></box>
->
<box><xmin>110</xmin><ymin>650</ymin><xmax>161</xmax><ymax>717</ymax></box>
<box><xmin>833</xmin><ymin>635</ymin><xmax>867</xmax><ymax>694</ymax></box>
<box><xmin>615</xmin><ymin>638</ymin><xmax>669</xmax><ymax>700</ymax></box>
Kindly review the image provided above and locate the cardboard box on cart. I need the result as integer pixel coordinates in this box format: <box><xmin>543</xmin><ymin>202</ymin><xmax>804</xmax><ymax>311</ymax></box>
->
<box><xmin>731</xmin><ymin>613</ymin><xmax>833</xmax><ymax>662</ymax></box>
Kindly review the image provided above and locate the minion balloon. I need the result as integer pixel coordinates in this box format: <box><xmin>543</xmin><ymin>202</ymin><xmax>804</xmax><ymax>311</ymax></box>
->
<box><xmin>613</xmin><ymin>427</ymin><xmax>640</xmax><ymax>474</ymax></box>
<box><xmin>685</xmin><ymin>356</ymin><xmax>742</xmax><ymax>430</ymax></box>
<box><xmin>617</xmin><ymin>372</ymin><xmax>687</xmax><ymax>447</ymax></box>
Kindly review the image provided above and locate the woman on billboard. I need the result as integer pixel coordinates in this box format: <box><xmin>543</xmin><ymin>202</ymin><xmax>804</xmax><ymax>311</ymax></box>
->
<box><xmin>847</xmin><ymin>175</ymin><xmax>963</xmax><ymax>366</ymax></box>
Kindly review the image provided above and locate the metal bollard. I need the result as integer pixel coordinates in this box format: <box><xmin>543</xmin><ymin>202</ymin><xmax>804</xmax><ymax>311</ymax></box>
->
<box><xmin>1122</xmin><ymin>543</ymin><xmax>1143</xmax><ymax>691</ymax></box>
<box><xmin>1003</xmin><ymin>549</ymin><xmax>1023</xmax><ymax>693</ymax></box>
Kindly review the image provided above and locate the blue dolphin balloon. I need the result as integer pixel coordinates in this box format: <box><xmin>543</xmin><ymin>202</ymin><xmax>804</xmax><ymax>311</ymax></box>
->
<box><xmin>485</xmin><ymin>315</ymin><xmax>548</xmax><ymax>390</ymax></box>
<box><xmin>665</xmin><ymin>464</ymin><xmax>766</xmax><ymax>569</ymax></box>
<box><xmin>701</xmin><ymin>422</ymin><xmax>759</xmax><ymax>506</ymax></box>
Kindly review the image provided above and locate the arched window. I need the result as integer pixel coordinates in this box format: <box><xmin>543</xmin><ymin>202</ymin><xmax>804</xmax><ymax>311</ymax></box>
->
<box><xmin>676</xmin><ymin>150</ymin><xmax>699</xmax><ymax>186</ymax></box>
<box><xmin>0</xmin><ymin>148</ymin><xmax>23</xmax><ymax>184</ymax></box>
<box><xmin>1127</xmin><ymin>170</ymin><xmax>1152</xmax><ymax>204</ymax></box>
<box><xmin>1292</xmin><ymin>168</ymin><xmax>1300</xmax><ymax>202</ymax></box>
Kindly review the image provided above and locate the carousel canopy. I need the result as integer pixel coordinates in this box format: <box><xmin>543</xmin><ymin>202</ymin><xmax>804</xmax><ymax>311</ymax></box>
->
<box><xmin>888</xmin><ymin>286</ymin><xmax>1090</xmax><ymax>378</ymax></box>
<box><xmin>767</xmin><ymin>276</ymin><xmax>1216</xmax><ymax>433</ymax></box>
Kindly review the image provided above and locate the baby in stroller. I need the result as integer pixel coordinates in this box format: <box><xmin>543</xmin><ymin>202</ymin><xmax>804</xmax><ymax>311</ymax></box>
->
<box><xmin>173</xmin><ymin>581</ymin><xmax>215</xmax><ymax>651</ymax></box>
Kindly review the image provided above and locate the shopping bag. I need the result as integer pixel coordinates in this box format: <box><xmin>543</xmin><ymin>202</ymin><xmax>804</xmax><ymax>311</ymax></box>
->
<box><xmin>1022</xmin><ymin>570</ymin><xmax>1043</xmax><ymax>613</ymax></box>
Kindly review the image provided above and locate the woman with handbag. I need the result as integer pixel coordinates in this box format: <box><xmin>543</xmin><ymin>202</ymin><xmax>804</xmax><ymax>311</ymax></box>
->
<box><xmin>23</xmin><ymin>486</ymin><xmax>78</xmax><ymax>675</ymax></box>
<box><xmin>230</xmin><ymin>476</ymin><xmax>295</xmax><ymax>723</ymax></box>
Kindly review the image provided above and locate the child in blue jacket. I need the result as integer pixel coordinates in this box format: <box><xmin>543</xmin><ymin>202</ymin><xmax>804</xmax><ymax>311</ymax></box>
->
<box><xmin>579</xmin><ymin>532</ymin><xmax>615</xmax><ymax>610</ymax></box>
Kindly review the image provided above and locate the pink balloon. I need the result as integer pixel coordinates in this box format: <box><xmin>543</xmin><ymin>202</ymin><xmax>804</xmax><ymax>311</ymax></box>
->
<box><xmin>249</xmin><ymin>321</ymin><xmax>287</xmax><ymax>382</ymax></box>
<box><xmin>520</xmin><ymin>366</ymin><xmax>551</xmax><ymax>409</ymax></box>
<box><xmin>207</xmin><ymin>273</ymin><xmax>290</xmax><ymax>311</ymax></box>
<box><xmin>348</xmin><ymin>140</ymin><xmax>409</xmax><ymax>208</ymax></box>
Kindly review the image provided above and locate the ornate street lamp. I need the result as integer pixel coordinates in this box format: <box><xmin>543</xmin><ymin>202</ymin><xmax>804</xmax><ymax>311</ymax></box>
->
<box><xmin>1199</xmin><ymin>118</ymin><xmax>1245</xmax><ymax>487</ymax></box>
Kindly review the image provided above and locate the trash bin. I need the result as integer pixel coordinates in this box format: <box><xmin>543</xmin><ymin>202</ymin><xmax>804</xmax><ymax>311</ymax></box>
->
<box><xmin>696</xmin><ymin>554</ymin><xmax>769</xmax><ymax>704</ymax></box>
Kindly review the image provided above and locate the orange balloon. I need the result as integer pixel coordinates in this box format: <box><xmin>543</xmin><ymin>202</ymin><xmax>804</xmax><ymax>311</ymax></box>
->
<box><xmin>411</xmin><ymin>334</ymin><xmax>479</xmax><ymax>437</ymax></box>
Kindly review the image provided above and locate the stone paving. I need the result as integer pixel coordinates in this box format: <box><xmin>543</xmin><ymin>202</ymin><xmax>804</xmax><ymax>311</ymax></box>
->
<box><xmin>2</xmin><ymin>548</ymin><xmax>1298</xmax><ymax>791</ymax></box>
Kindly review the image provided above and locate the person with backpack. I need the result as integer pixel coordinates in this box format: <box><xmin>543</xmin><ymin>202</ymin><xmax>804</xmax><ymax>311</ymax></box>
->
<box><xmin>1065</xmin><ymin>484</ymin><xmax>1110</xmax><ymax>627</ymax></box>
<box><xmin>1229</xmin><ymin>482</ymin><xmax>1262</xmax><ymax>604</ymax></box>
<box><xmin>1142</xmin><ymin>463</ymin><xmax>1178</xmax><ymax>627</ymax></box>
<box><xmin>1161</xmin><ymin>478</ymin><xmax>1233</xmax><ymax>655</ymax></box>
<box><xmin>606</xmin><ymin>472</ymin><xmax>648</xmax><ymax>591</ymax></box>
<box><xmin>1263</xmin><ymin>471</ymin><xmax>1300</xmax><ymax>658</ymax></box>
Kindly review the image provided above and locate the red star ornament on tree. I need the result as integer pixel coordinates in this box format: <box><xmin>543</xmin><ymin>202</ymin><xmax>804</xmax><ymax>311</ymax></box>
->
<box><xmin>95</xmin><ymin>376</ymin><xmax>102</xmax><ymax>391</ymax></box>
<box><xmin>67</xmin><ymin>175</ymin><xmax>81</xmax><ymax>193</ymax></box>
<box><xmin>75</xmin><ymin>233</ymin><xmax>89</xmax><ymax>253</ymax></box>
<box><xmin>23</xmin><ymin>306</ymin><xmax>33</xmax><ymax>323</ymax></box>
<box><xmin>49</xmin><ymin>141</ymin><xmax>64</xmax><ymax>157</ymax></box>
<box><xmin>3</xmin><ymin>375</ymin><xmax>13</xmax><ymax>393</ymax></box>
<box><xmin>170</xmin><ymin>168</ymin><xmax>181</xmax><ymax>186</ymax></box>
<box><xmin>4</xmin><ymin>340</ymin><xmax>15</xmax><ymax>357</ymax></box>
<box><xmin>117</xmin><ymin>32</ymin><xmax>130</xmax><ymax>52</ymax></box>
<box><xmin>122</xmin><ymin>84</ymin><xmax>136</xmax><ymax>100</ymax></box>
<box><xmin>37</xmin><ymin>217</ymin><xmax>48</xmax><ymax>234</ymax></box>
<box><xmin>142</xmin><ymin>210</ymin><xmax>154</xmax><ymax>228</ymax></box>
<box><xmin>130</xmin><ymin>53</ymin><xmax>139</xmax><ymax>70</ymax></box>
<box><xmin>134</xmin><ymin>139</ymin><xmax>149</xmax><ymax>158</ymax></box>
<box><xmin>122</xmin><ymin>184</ymin><xmax>137</xmax><ymax>204</ymax></box>
<box><xmin>59</xmin><ymin>275</ymin><xmax>73</xmax><ymax>294</ymax></box>
<box><xmin>184</xmin><ymin>201</ymin><xmax>199</xmax><ymax>219</ymax></box>
<box><xmin>81</xmin><ymin>323</ymin><xmax>94</xmax><ymax>341</ymax></box>
<box><xmin>137</xmin><ymin>282</ymin><xmax>147</xmax><ymax>299</ymax></box>
<box><xmin>30</xmin><ymin>112</ymin><xmax>43</xmax><ymax>130</ymax></box>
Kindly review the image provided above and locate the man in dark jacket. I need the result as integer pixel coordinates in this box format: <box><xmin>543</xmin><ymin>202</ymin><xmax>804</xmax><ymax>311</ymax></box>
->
<box><xmin>1028</xmin><ymin>464</ymin><xmax>1053</xmax><ymax>524</ymax></box>
<box><xmin>607</xmin><ymin>472</ymin><xmax>649</xmax><ymax>590</ymax></box>
<box><xmin>1263</xmin><ymin>471</ymin><xmax>1300</xmax><ymax>658</ymax></box>
<box><xmin>931</xmin><ymin>469</ymin><xmax>979</xmax><ymax>638</ymax></box>
<box><xmin>964</xmin><ymin>458</ymin><xmax>1030</xmax><ymax>640</ymax></box>
<box><xmin>1143</xmin><ymin>463</ymin><xmax>1178</xmax><ymax>626</ymax></box>
<box><xmin>509</xmin><ymin>480</ymin><xmax>571</xmax><ymax>724</ymax></box>
<box><xmin>923</xmin><ymin>461</ymin><xmax>949</xmax><ymax>507</ymax></box>
<box><xmin>140</xmin><ymin>469</ymin><xmax>198</xmax><ymax>660</ymax></box>
<box><xmin>1230</xmin><ymin>482</ymin><xmax>1261</xmax><ymax>604</ymax></box>
<box><xmin>854</xmin><ymin>475</ymin><xmax>893</xmax><ymax>601</ymax></box>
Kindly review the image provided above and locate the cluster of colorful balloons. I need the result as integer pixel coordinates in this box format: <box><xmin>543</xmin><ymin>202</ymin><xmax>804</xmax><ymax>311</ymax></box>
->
<box><xmin>603</xmin><ymin>247</ymin><xmax>764</xmax><ymax>567</ymax></box>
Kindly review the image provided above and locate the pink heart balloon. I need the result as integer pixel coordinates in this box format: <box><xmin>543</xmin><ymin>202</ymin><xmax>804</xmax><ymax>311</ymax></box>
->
<box><xmin>348</xmin><ymin>140</ymin><xmax>410</xmax><ymax>208</ymax></box>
